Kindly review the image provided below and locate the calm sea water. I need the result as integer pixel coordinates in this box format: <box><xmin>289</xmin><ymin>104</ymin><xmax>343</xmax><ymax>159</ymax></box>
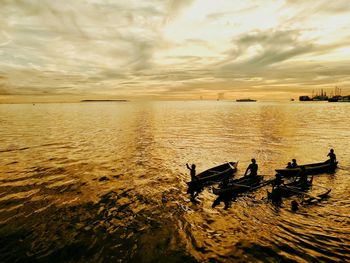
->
<box><xmin>0</xmin><ymin>101</ymin><xmax>349</xmax><ymax>262</ymax></box>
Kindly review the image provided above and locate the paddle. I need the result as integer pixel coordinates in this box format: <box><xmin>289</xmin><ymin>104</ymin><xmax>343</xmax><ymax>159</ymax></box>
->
<box><xmin>222</xmin><ymin>177</ymin><xmax>275</xmax><ymax>190</ymax></box>
<box><xmin>284</xmin><ymin>185</ymin><xmax>310</xmax><ymax>192</ymax></box>
<box><xmin>282</xmin><ymin>185</ymin><xmax>316</xmax><ymax>199</ymax></box>
<box><xmin>283</xmin><ymin>185</ymin><xmax>331</xmax><ymax>202</ymax></box>
<box><xmin>234</xmin><ymin>178</ymin><xmax>276</xmax><ymax>193</ymax></box>
<box><xmin>228</xmin><ymin>182</ymin><xmax>252</xmax><ymax>188</ymax></box>
<box><xmin>227</xmin><ymin>160</ymin><xmax>239</xmax><ymax>169</ymax></box>
<box><xmin>312</xmin><ymin>184</ymin><xmax>330</xmax><ymax>191</ymax></box>
<box><xmin>254</xmin><ymin>178</ymin><xmax>275</xmax><ymax>187</ymax></box>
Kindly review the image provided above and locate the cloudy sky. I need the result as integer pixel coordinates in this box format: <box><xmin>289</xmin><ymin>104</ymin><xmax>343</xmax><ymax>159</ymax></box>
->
<box><xmin>1</xmin><ymin>0</ymin><xmax>350</xmax><ymax>102</ymax></box>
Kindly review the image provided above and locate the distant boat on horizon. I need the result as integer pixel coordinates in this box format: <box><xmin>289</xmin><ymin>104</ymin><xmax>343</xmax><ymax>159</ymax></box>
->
<box><xmin>236</xmin><ymin>99</ymin><xmax>257</xmax><ymax>102</ymax></box>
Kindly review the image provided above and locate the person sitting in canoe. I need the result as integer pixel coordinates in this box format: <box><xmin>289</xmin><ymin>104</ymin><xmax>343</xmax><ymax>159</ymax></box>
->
<box><xmin>291</xmin><ymin>159</ymin><xmax>298</xmax><ymax>168</ymax></box>
<box><xmin>286</xmin><ymin>162</ymin><xmax>293</xmax><ymax>168</ymax></box>
<box><xmin>186</xmin><ymin>163</ymin><xmax>197</xmax><ymax>181</ymax></box>
<box><xmin>327</xmin><ymin>149</ymin><xmax>336</xmax><ymax>164</ymax></box>
<box><xmin>244</xmin><ymin>159</ymin><xmax>258</xmax><ymax>177</ymax></box>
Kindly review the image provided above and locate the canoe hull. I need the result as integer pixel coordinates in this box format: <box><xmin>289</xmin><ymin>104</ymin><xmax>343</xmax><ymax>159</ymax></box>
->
<box><xmin>268</xmin><ymin>183</ymin><xmax>331</xmax><ymax>203</ymax></box>
<box><xmin>187</xmin><ymin>162</ymin><xmax>238</xmax><ymax>189</ymax></box>
<box><xmin>275</xmin><ymin>161</ymin><xmax>338</xmax><ymax>177</ymax></box>
<box><xmin>213</xmin><ymin>175</ymin><xmax>263</xmax><ymax>195</ymax></box>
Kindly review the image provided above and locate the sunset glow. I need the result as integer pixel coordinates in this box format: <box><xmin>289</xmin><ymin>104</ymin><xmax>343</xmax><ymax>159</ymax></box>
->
<box><xmin>1</xmin><ymin>0</ymin><xmax>350</xmax><ymax>103</ymax></box>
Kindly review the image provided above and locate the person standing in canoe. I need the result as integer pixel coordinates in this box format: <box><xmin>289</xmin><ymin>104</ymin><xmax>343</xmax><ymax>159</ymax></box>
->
<box><xmin>186</xmin><ymin>163</ymin><xmax>197</xmax><ymax>181</ymax></box>
<box><xmin>291</xmin><ymin>159</ymin><xmax>298</xmax><ymax>168</ymax></box>
<box><xmin>244</xmin><ymin>159</ymin><xmax>258</xmax><ymax>177</ymax></box>
<box><xmin>327</xmin><ymin>149</ymin><xmax>336</xmax><ymax>163</ymax></box>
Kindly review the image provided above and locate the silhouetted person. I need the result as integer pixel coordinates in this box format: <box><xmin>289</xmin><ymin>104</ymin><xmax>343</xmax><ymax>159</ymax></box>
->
<box><xmin>296</xmin><ymin>166</ymin><xmax>311</xmax><ymax>188</ymax></box>
<box><xmin>221</xmin><ymin>176</ymin><xmax>230</xmax><ymax>188</ymax></box>
<box><xmin>244</xmin><ymin>159</ymin><xmax>258</xmax><ymax>177</ymax></box>
<box><xmin>291</xmin><ymin>159</ymin><xmax>298</xmax><ymax>168</ymax></box>
<box><xmin>327</xmin><ymin>149</ymin><xmax>336</xmax><ymax>164</ymax></box>
<box><xmin>291</xmin><ymin>200</ymin><xmax>299</xmax><ymax>211</ymax></box>
<box><xmin>273</xmin><ymin>173</ymin><xmax>284</xmax><ymax>189</ymax></box>
<box><xmin>212</xmin><ymin>192</ymin><xmax>237</xmax><ymax>210</ymax></box>
<box><xmin>269</xmin><ymin>185</ymin><xmax>283</xmax><ymax>206</ymax></box>
<box><xmin>270</xmin><ymin>174</ymin><xmax>285</xmax><ymax>205</ymax></box>
<box><xmin>187</xmin><ymin>184</ymin><xmax>203</xmax><ymax>199</ymax></box>
<box><xmin>186</xmin><ymin>163</ymin><xmax>197</xmax><ymax>181</ymax></box>
<box><xmin>286</xmin><ymin>162</ymin><xmax>293</xmax><ymax>168</ymax></box>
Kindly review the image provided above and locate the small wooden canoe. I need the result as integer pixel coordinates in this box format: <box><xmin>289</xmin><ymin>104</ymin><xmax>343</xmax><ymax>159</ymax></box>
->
<box><xmin>268</xmin><ymin>176</ymin><xmax>314</xmax><ymax>199</ymax></box>
<box><xmin>268</xmin><ymin>178</ymin><xmax>331</xmax><ymax>203</ymax></box>
<box><xmin>275</xmin><ymin>161</ymin><xmax>338</xmax><ymax>177</ymax></box>
<box><xmin>186</xmin><ymin>162</ymin><xmax>238</xmax><ymax>189</ymax></box>
<box><xmin>212</xmin><ymin>175</ymin><xmax>264</xmax><ymax>195</ymax></box>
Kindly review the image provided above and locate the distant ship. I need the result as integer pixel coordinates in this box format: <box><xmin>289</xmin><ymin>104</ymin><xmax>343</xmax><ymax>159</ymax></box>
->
<box><xmin>236</xmin><ymin>99</ymin><xmax>257</xmax><ymax>102</ymax></box>
<box><xmin>299</xmin><ymin>96</ymin><xmax>312</xmax><ymax>101</ymax></box>
<box><xmin>328</xmin><ymin>95</ymin><xmax>350</xmax><ymax>102</ymax></box>
<box><xmin>312</xmin><ymin>95</ymin><xmax>328</xmax><ymax>101</ymax></box>
<box><xmin>339</xmin><ymin>96</ymin><xmax>350</xmax><ymax>102</ymax></box>
<box><xmin>327</xmin><ymin>87</ymin><xmax>349</xmax><ymax>102</ymax></box>
<box><xmin>299</xmin><ymin>87</ymin><xmax>349</xmax><ymax>102</ymax></box>
<box><xmin>299</xmin><ymin>88</ymin><xmax>328</xmax><ymax>101</ymax></box>
<box><xmin>299</xmin><ymin>95</ymin><xmax>329</xmax><ymax>101</ymax></box>
<box><xmin>328</xmin><ymin>96</ymin><xmax>342</xmax><ymax>102</ymax></box>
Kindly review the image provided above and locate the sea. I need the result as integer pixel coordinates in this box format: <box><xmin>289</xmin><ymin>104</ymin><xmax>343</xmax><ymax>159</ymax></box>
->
<box><xmin>0</xmin><ymin>101</ymin><xmax>349</xmax><ymax>262</ymax></box>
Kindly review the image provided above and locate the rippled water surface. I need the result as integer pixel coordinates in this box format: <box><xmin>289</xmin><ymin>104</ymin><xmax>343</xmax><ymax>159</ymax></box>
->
<box><xmin>0</xmin><ymin>101</ymin><xmax>349</xmax><ymax>262</ymax></box>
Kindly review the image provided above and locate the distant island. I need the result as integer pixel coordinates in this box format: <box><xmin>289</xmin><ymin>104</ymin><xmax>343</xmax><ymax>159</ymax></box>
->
<box><xmin>236</xmin><ymin>99</ymin><xmax>257</xmax><ymax>102</ymax></box>
<box><xmin>81</xmin><ymin>100</ymin><xmax>129</xmax><ymax>102</ymax></box>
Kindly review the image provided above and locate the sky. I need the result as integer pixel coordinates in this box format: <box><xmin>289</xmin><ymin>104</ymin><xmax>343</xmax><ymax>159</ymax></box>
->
<box><xmin>1</xmin><ymin>0</ymin><xmax>350</xmax><ymax>103</ymax></box>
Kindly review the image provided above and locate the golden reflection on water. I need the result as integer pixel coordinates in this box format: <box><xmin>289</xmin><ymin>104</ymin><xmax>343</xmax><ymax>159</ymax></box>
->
<box><xmin>0</xmin><ymin>101</ymin><xmax>349</xmax><ymax>262</ymax></box>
